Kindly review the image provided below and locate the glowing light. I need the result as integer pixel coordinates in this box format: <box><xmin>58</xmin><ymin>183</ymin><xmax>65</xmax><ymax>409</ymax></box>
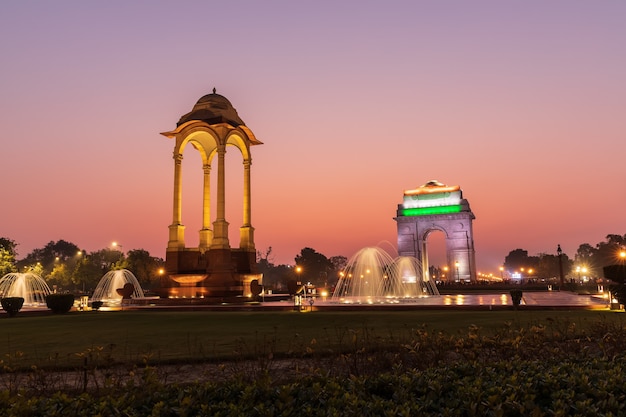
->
<box><xmin>401</xmin><ymin>205</ymin><xmax>462</xmax><ymax>217</ymax></box>
<box><xmin>404</xmin><ymin>181</ymin><xmax>461</xmax><ymax>195</ymax></box>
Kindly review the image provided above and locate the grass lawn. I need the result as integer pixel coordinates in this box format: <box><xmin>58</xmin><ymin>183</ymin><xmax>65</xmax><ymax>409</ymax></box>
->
<box><xmin>1</xmin><ymin>309</ymin><xmax>624</xmax><ymax>368</ymax></box>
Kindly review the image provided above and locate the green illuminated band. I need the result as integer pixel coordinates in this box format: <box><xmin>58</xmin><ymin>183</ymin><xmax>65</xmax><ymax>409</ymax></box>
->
<box><xmin>401</xmin><ymin>204</ymin><xmax>462</xmax><ymax>217</ymax></box>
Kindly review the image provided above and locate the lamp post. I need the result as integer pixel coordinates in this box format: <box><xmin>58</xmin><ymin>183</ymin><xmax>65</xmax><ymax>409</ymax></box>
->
<box><xmin>455</xmin><ymin>261</ymin><xmax>460</xmax><ymax>282</ymax></box>
<box><xmin>295</xmin><ymin>265</ymin><xmax>304</xmax><ymax>308</ymax></box>
<box><xmin>557</xmin><ymin>244</ymin><xmax>564</xmax><ymax>288</ymax></box>
<box><xmin>75</xmin><ymin>250</ymin><xmax>84</xmax><ymax>293</ymax></box>
<box><xmin>499</xmin><ymin>266</ymin><xmax>504</xmax><ymax>280</ymax></box>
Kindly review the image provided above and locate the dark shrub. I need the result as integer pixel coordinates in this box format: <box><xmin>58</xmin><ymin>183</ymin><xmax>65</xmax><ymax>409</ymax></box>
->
<box><xmin>1</xmin><ymin>297</ymin><xmax>24</xmax><ymax>317</ymax></box>
<box><xmin>604</xmin><ymin>265</ymin><xmax>626</xmax><ymax>284</ymax></box>
<box><xmin>510</xmin><ymin>289</ymin><xmax>523</xmax><ymax>308</ymax></box>
<box><xmin>250</xmin><ymin>279</ymin><xmax>262</xmax><ymax>298</ymax></box>
<box><xmin>609</xmin><ymin>284</ymin><xmax>626</xmax><ymax>306</ymax></box>
<box><xmin>46</xmin><ymin>294</ymin><xmax>75</xmax><ymax>314</ymax></box>
<box><xmin>91</xmin><ymin>301</ymin><xmax>103</xmax><ymax>310</ymax></box>
<box><xmin>287</xmin><ymin>280</ymin><xmax>299</xmax><ymax>295</ymax></box>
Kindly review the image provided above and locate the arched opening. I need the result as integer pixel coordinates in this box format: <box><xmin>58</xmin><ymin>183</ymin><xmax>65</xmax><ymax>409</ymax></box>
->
<box><xmin>214</xmin><ymin>145</ymin><xmax>244</xmax><ymax>248</ymax></box>
<box><xmin>424</xmin><ymin>229</ymin><xmax>448</xmax><ymax>282</ymax></box>
<box><xmin>180</xmin><ymin>144</ymin><xmax>204</xmax><ymax>248</ymax></box>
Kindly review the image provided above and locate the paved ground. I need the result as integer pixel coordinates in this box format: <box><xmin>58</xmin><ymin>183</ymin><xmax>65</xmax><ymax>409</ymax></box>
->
<box><xmin>279</xmin><ymin>291</ymin><xmax>612</xmax><ymax>311</ymax></box>
<box><xmin>14</xmin><ymin>291</ymin><xmax>611</xmax><ymax>314</ymax></box>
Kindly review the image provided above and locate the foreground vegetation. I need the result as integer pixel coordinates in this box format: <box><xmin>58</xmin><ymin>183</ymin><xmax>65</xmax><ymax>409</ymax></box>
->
<box><xmin>1</xmin><ymin>310</ymin><xmax>621</xmax><ymax>367</ymax></box>
<box><xmin>2</xmin><ymin>309</ymin><xmax>626</xmax><ymax>415</ymax></box>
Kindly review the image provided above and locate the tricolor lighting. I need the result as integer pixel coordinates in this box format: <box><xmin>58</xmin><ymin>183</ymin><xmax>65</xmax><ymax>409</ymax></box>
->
<box><xmin>400</xmin><ymin>180</ymin><xmax>463</xmax><ymax>217</ymax></box>
<box><xmin>401</xmin><ymin>205</ymin><xmax>462</xmax><ymax>217</ymax></box>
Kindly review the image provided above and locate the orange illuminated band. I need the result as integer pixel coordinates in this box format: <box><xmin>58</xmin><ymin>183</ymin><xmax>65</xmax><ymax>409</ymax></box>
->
<box><xmin>404</xmin><ymin>184</ymin><xmax>460</xmax><ymax>196</ymax></box>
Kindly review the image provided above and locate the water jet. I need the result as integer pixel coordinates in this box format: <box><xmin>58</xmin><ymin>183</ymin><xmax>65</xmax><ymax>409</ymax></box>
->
<box><xmin>91</xmin><ymin>269</ymin><xmax>145</xmax><ymax>305</ymax></box>
<box><xmin>331</xmin><ymin>247</ymin><xmax>439</xmax><ymax>303</ymax></box>
<box><xmin>0</xmin><ymin>272</ymin><xmax>52</xmax><ymax>306</ymax></box>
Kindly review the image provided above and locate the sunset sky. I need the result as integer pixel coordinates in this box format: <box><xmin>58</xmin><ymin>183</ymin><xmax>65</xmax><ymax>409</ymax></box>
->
<box><xmin>1</xmin><ymin>1</ymin><xmax>624</xmax><ymax>272</ymax></box>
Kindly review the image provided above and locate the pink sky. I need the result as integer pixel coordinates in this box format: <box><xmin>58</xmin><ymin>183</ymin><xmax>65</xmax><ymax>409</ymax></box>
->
<box><xmin>1</xmin><ymin>1</ymin><xmax>624</xmax><ymax>272</ymax></box>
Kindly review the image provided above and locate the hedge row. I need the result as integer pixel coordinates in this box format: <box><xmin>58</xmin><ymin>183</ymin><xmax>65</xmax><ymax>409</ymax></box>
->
<box><xmin>1</xmin><ymin>355</ymin><xmax>626</xmax><ymax>416</ymax></box>
<box><xmin>1</xmin><ymin>294</ymin><xmax>74</xmax><ymax>317</ymax></box>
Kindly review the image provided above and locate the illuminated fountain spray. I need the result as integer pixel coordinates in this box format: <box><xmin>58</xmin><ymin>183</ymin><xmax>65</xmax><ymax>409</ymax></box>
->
<box><xmin>393</xmin><ymin>256</ymin><xmax>440</xmax><ymax>296</ymax></box>
<box><xmin>0</xmin><ymin>272</ymin><xmax>52</xmax><ymax>306</ymax></box>
<box><xmin>331</xmin><ymin>247</ymin><xmax>439</xmax><ymax>303</ymax></box>
<box><xmin>92</xmin><ymin>269</ymin><xmax>144</xmax><ymax>305</ymax></box>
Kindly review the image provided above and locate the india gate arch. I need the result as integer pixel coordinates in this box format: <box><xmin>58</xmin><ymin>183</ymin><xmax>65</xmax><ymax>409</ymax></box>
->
<box><xmin>159</xmin><ymin>89</ymin><xmax>263</xmax><ymax>299</ymax></box>
<box><xmin>395</xmin><ymin>180</ymin><xmax>477</xmax><ymax>282</ymax></box>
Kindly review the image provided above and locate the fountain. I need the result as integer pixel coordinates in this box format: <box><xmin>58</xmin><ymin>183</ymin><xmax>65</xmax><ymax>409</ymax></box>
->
<box><xmin>331</xmin><ymin>247</ymin><xmax>439</xmax><ymax>303</ymax></box>
<box><xmin>0</xmin><ymin>272</ymin><xmax>52</xmax><ymax>306</ymax></box>
<box><xmin>91</xmin><ymin>269</ymin><xmax>145</xmax><ymax>305</ymax></box>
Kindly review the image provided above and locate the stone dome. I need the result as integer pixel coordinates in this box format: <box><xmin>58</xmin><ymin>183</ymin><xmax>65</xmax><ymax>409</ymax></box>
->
<box><xmin>177</xmin><ymin>89</ymin><xmax>246</xmax><ymax>127</ymax></box>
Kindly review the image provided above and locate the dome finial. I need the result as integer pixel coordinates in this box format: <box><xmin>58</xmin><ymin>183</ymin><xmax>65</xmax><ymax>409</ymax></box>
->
<box><xmin>212</xmin><ymin>87</ymin><xmax>216</xmax><ymax>94</ymax></box>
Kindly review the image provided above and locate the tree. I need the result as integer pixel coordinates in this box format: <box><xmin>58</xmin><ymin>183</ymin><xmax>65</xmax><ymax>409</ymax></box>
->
<box><xmin>125</xmin><ymin>249</ymin><xmax>163</xmax><ymax>288</ymax></box>
<box><xmin>0</xmin><ymin>237</ymin><xmax>17</xmax><ymax>276</ymax></box>
<box><xmin>47</xmin><ymin>263</ymin><xmax>73</xmax><ymax>289</ymax></box>
<box><xmin>535</xmin><ymin>253</ymin><xmax>572</xmax><ymax>280</ymax></box>
<box><xmin>73</xmin><ymin>255</ymin><xmax>106</xmax><ymax>292</ymax></box>
<box><xmin>17</xmin><ymin>240</ymin><xmax>82</xmax><ymax>279</ymax></box>
<box><xmin>256</xmin><ymin>247</ymin><xmax>282</xmax><ymax>290</ymax></box>
<box><xmin>294</xmin><ymin>248</ymin><xmax>334</xmax><ymax>287</ymax></box>
<box><xmin>504</xmin><ymin>249</ymin><xmax>539</xmax><ymax>273</ymax></box>
<box><xmin>329</xmin><ymin>256</ymin><xmax>348</xmax><ymax>286</ymax></box>
<box><xmin>596</xmin><ymin>234</ymin><xmax>626</xmax><ymax>270</ymax></box>
<box><xmin>0</xmin><ymin>238</ymin><xmax>18</xmax><ymax>256</ymax></box>
<box><xmin>88</xmin><ymin>248</ymin><xmax>126</xmax><ymax>272</ymax></box>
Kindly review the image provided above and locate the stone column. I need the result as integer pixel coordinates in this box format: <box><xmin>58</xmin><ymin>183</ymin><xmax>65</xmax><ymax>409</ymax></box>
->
<box><xmin>243</xmin><ymin>159</ymin><xmax>251</xmax><ymax>226</ymax></box>
<box><xmin>198</xmin><ymin>163</ymin><xmax>213</xmax><ymax>250</ymax></box>
<box><xmin>168</xmin><ymin>152</ymin><xmax>185</xmax><ymax>249</ymax></box>
<box><xmin>211</xmin><ymin>147</ymin><xmax>229</xmax><ymax>248</ymax></box>
<box><xmin>239</xmin><ymin>159</ymin><xmax>255</xmax><ymax>250</ymax></box>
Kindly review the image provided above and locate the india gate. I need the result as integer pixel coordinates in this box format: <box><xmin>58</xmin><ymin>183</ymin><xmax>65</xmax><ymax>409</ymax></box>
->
<box><xmin>159</xmin><ymin>89</ymin><xmax>263</xmax><ymax>299</ymax></box>
<box><xmin>395</xmin><ymin>180</ymin><xmax>477</xmax><ymax>282</ymax></box>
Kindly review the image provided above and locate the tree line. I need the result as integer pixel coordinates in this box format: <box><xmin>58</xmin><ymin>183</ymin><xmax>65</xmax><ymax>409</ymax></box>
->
<box><xmin>0</xmin><ymin>238</ymin><xmax>164</xmax><ymax>293</ymax></box>
<box><xmin>0</xmin><ymin>239</ymin><xmax>348</xmax><ymax>293</ymax></box>
<box><xmin>502</xmin><ymin>234</ymin><xmax>626</xmax><ymax>282</ymax></box>
<box><xmin>1</xmin><ymin>234</ymin><xmax>624</xmax><ymax>293</ymax></box>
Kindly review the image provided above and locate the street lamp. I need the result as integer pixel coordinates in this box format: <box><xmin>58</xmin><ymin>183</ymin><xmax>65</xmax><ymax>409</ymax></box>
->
<box><xmin>295</xmin><ymin>265</ymin><xmax>305</xmax><ymax>305</ymax></box>
<box><xmin>557</xmin><ymin>244</ymin><xmax>564</xmax><ymax>287</ymax></box>
<box><xmin>499</xmin><ymin>266</ymin><xmax>504</xmax><ymax>280</ymax></box>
